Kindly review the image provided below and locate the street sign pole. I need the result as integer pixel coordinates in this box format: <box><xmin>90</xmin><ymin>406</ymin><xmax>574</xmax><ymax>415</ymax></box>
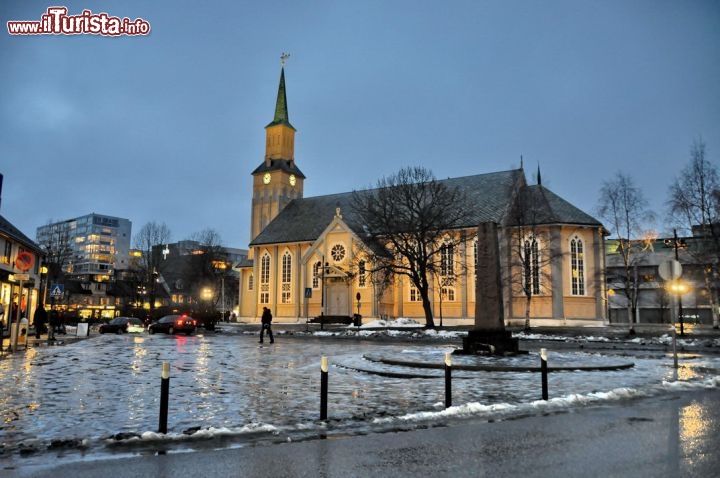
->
<box><xmin>12</xmin><ymin>278</ymin><xmax>24</xmax><ymax>353</ymax></box>
<box><xmin>11</xmin><ymin>253</ymin><xmax>35</xmax><ymax>353</ymax></box>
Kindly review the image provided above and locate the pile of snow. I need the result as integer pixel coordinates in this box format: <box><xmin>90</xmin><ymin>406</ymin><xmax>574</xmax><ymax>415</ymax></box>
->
<box><xmin>349</xmin><ymin>317</ymin><xmax>424</xmax><ymax>329</ymax></box>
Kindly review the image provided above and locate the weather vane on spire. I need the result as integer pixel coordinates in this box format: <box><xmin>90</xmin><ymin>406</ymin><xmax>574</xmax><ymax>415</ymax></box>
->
<box><xmin>280</xmin><ymin>52</ymin><xmax>290</xmax><ymax>67</ymax></box>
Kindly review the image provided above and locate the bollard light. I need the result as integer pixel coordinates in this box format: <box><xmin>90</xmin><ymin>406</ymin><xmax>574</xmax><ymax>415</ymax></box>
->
<box><xmin>159</xmin><ymin>361</ymin><xmax>171</xmax><ymax>434</ymax></box>
<box><xmin>671</xmin><ymin>327</ymin><xmax>678</xmax><ymax>369</ymax></box>
<box><xmin>444</xmin><ymin>352</ymin><xmax>452</xmax><ymax>408</ymax></box>
<box><xmin>320</xmin><ymin>356</ymin><xmax>329</xmax><ymax>373</ymax></box>
<box><xmin>320</xmin><ymin>356</ymin><xmax>329</xmax><ymax>420</ymax></box>
<box><xmin>540</xmin><ymin>348</ymin><xmax>549</xmax><ymax>401</ymax></box>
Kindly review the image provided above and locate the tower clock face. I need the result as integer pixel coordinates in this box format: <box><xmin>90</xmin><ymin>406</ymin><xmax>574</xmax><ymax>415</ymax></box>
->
<box><xmin>263</xmin><ymin>173</ymin><xmax>271</xmax><ymax>184</ymax></box>
<box><xmin>289</xmin><ymin>174</ymin><xmax>296</xmax><ymax>186</ymax></box>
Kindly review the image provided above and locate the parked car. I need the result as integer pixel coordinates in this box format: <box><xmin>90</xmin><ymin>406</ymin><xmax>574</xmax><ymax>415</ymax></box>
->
<box><xmin>148</xmin><ymin>314</ymin><xmax>197</xmax><ymax>335</ymax></box>
<box><xmin>99</xmin><ymin>317</ymin><xmax>145</xmax><ymax>334</ymax></box>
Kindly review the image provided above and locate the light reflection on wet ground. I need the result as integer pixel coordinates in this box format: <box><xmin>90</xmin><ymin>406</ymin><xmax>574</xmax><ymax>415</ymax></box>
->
<box><xmin>0</xmin><ymin>332</ymin><xmax>718</xmax><ymax>465</ymax></box>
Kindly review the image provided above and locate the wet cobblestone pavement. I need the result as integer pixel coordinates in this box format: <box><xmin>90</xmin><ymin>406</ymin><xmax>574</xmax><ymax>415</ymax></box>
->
<box><xmin>1</xmin><ymin>324</ymin><xmax>719</xmax><ymax>469</ymax></box>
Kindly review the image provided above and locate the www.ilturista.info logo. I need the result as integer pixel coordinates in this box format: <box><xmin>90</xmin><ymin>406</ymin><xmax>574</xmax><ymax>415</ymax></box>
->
<box><xmin>7</xmin><ymin>7</ymin><xmax>151</xmax><ymax>36</ymax></box>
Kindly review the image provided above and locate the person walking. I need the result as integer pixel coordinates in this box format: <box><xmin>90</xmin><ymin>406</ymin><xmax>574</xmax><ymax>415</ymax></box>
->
<box><xmin>259</xmin><ymin>307</ymin><xmax>274</xmax><ymax>344</ymax></box>
<box><xmin>33</xmin><ymin>303</ymin><xmax>48</xmax><ymax>339</ymax></box>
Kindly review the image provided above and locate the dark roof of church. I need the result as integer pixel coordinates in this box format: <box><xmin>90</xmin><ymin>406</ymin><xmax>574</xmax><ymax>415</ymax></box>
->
<box><xmin>250</xmin><ymin>158</ymin><xmax>306</xmax><ymax>178</ymax></box>
<box><xmin>507</xmin><ymin>185</ymin><xmax>602</xmax><ymax>227</ymax></box>
<box><xmin>250</xmin><ymin>169</ymin><xmax>601</xmax><ymax>247</ymax></box>
<box><xmin>251</xmin><ymin>191</ymin><xmax>357</xmax><ymax>246</ymax></box>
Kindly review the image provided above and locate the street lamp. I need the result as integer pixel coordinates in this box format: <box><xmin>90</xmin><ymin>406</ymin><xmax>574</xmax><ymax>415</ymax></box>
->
<box><xmin>667</xmin><ymin>280</ymin><xmax>689</xmax><ymax>295</ymax></box>
<box><xmin>39</xmin><ymin>265</ymin><xmax>48</xmax><ymax>306</ymax></box>
<box><xmin>606</xmin><ymin>288</ymin><xmax>615</xmax><ymax>322</ymax></box>
<box><xmin>665</xmin><ymin>229</ymin><xmax>688</xmax><ymax>335</ymax></box>
<box><xmin>150</xmin><ymin>269</ymin><xmax>159</xmax><ymax>320</ymax></box>
<box><xmin>667</xmin><ymin>279</ymin><xmax>690</xmax><ymax>335</ymax></box>
<box><xmin>201</xmin><ymin>287</ymin><xmax>213</xmax><ymax>316</ymax></box>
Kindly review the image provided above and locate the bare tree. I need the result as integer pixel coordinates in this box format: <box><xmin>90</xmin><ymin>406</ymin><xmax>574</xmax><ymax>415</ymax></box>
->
<box><xmin>186</xmin><ymin>228</ymin><xmax>231</xmax><ymax>325</ymax></box>
<box><xmin>505</xmin><ymin>187</ymin><xmax>564</xmax><ymax>330</ymax></box>
<box><xmin>597</xmin><ymin>172</ymin><xmax>655</xmax><ymax>331</ymax></box>
<box><xmin>133</xmin><ymin>221</ymin><xmax>172</xmax><ymax>318</ymax></box>
<box><xmin>668</xmin><ymin>139</ymin><xmax>720</xmax><ymax>328</ymax></box>
<box><xmin>36</xmin><ymin>219</ymin><xmax>74</xmax><ymax>304</ymax></box>
<box><xmin>350</xmin><ymin>166</ymin><xmax>475</xmax><ymax>328</ymax></box>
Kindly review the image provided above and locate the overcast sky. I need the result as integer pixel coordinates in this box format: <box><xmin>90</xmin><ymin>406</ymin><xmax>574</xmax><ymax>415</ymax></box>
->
<box><xmin>2</xmin><ymin>0</ymin><xmax>718</xmax><ymax>248</ymax></box>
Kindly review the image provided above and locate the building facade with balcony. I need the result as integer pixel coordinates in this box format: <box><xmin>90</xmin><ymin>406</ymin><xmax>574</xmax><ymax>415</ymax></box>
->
<box><xmin>36</xmin><ymin>213</ymin><xmax>132</xmax><ymax>321</ymax></box>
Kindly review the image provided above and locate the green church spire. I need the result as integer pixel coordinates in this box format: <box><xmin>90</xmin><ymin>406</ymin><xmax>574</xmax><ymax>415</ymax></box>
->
<box><xmin>266</xmin><ymin>64</ymin><xmax>295</xmax><ymax>130</ymax></box>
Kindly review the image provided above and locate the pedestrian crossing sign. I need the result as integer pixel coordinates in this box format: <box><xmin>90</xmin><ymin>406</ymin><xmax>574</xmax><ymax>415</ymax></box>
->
<box><xmin>50</xmin><ymin>284</ymin><xmax>64</xmax><ymax>297</ymax></box>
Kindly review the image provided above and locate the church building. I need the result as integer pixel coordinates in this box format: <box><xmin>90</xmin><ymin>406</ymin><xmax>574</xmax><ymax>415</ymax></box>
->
<box><xmin>237</xmin><ymin>66</ymin><xmax>607</xmax><ymax>327</ymax></box>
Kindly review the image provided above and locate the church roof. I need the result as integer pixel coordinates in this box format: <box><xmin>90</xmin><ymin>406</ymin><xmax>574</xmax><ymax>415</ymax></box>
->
<box><xmin>507</xmin><ymin>184</ymin><xmax>602</xmax><ymax>227</ymax></box>
<box><xmin>250</xmin><ymin>158</ymin><xmax>306</xmax><ymax>178</ymax></box>
<box><xmin>251</xmin><ymin>191</ymin><xmax>357</xmax><ymax>246</ymax></box>
<box><xmin>252</xmin><ymin>168</ymin><xmax>603</xmax><ymax>247</ymax></box>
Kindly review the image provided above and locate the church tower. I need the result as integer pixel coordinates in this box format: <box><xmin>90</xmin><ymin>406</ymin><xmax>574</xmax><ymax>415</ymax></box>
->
<box><xmin>251</xmin><ymin>57</ymin><xmax>305</xmax><ymax>242</ymax></box>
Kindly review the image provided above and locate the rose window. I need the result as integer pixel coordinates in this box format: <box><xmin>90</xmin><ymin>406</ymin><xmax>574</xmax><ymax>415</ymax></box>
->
<box><xmin>331</xmin><ymin>244</ymin><xmax>346</xmax><ymax>262</ymax></box>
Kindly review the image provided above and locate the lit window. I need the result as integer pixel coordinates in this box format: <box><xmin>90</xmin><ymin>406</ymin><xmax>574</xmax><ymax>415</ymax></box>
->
<box><xmin>260</xmin><ymin>253</ymin><xmax>270</xmax><ymax>304</ymax></box>
<box><xmin>2</xmin><ymin>241</ymin><xmax>11</xmax><ymax>264</ymax></box>
<box><xmin>441</xmin><ymin>242</ymin><xmax>454</xmax><ymax>277</ymax></box>
<box><xmin>441</xmin><ymin>287</ymin><xmax>455</xmax><ymax>302</ymax></box>
<box><xmin>281</xmin><ymin>251</ymin><xmax>292</xmax><ymax>303</ymax></box>
<box><xmin>523</xmin><ymin>235</ymin><xmax>540</xmax><ymax>295</ymax></box>
<box><xmin>571</xmin><ymin>236</ymin><xmax>585</xmax><ymax>295</ymax></box>
<box><xmin>358</xmin><ymin>260</ymin><xmax>366</xmax><ymax>288</ymax></box>
<box><xmin>312</xmin><ymin>261</ymin><xmax>321</xmax><ymax>288</ymax></box>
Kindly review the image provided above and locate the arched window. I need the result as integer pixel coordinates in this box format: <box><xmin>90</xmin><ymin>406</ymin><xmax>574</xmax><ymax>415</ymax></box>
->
<box><xmin>473</xmin><ymin>237</ymin><xmax>478</xmax><ymax>271</ymax></box>
<box><xmin>522</xmin><ymin>235</ymin><xmax>540</xmax><ymax>295</ymax></box>
<box><xmin>248</xmin><ymin>273</ymin><xmax>254</xmax><ymax>291</ymax></box>
<box><xmin>312</xmin><ymin>261</ymin><xmax>321</xmax><ymax>288</ymax></box>
<box><xmin>281</xmin><ymin>251</ymin><xmax>292</xmax><ymax>303</ymax></box>
<box><xmin>571</xmin><ymin>236</ymin><xmax>585</xmax><ymax>295</ymax></box>
<box><xmin>260</xmin><ymin>253</ymin><xmax>270</xmax><ymax>304</ymax></box>
<box><xmin>358</xmin><ymin>260</ymin><xmax>366</xmax><ymax>288</ymax></box>
<box><xmin>440</xmin><ymin>241</ymin><xmax>454</xmax><ymax>277</ymax></box>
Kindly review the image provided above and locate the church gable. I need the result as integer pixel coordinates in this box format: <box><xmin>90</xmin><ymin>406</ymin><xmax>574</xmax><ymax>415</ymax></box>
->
<box><xmin>301</xmin><ymin>208</ymin><xmax>366</xmax><ymax>267</ymax></box>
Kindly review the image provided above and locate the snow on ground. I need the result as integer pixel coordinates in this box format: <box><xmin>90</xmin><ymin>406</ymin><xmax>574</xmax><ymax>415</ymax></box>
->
<box><xmin>276</xmin><ymin>318</ymin><xmax>720</xmax><ymax>348</ymax></box>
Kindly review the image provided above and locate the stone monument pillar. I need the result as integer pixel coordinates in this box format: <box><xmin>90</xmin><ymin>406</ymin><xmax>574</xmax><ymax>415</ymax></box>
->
<box><xmin>462</xmin><ymin>222</ymin><xmax>520</xmax><ymax>354</ymax></box>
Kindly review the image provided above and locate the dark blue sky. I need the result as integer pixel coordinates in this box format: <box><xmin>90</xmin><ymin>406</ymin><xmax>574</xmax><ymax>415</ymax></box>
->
<box><xmin>2</xmin><ymin>0</ymin><xmax>718</xmax><ymax>248</ymax></box>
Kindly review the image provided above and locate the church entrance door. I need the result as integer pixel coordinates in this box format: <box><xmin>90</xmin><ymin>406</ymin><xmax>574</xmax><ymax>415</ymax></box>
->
<box><xmin>327</xmin><ymin>283</ymin><xmax>349</xmax><ymax>316</ymax></box>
